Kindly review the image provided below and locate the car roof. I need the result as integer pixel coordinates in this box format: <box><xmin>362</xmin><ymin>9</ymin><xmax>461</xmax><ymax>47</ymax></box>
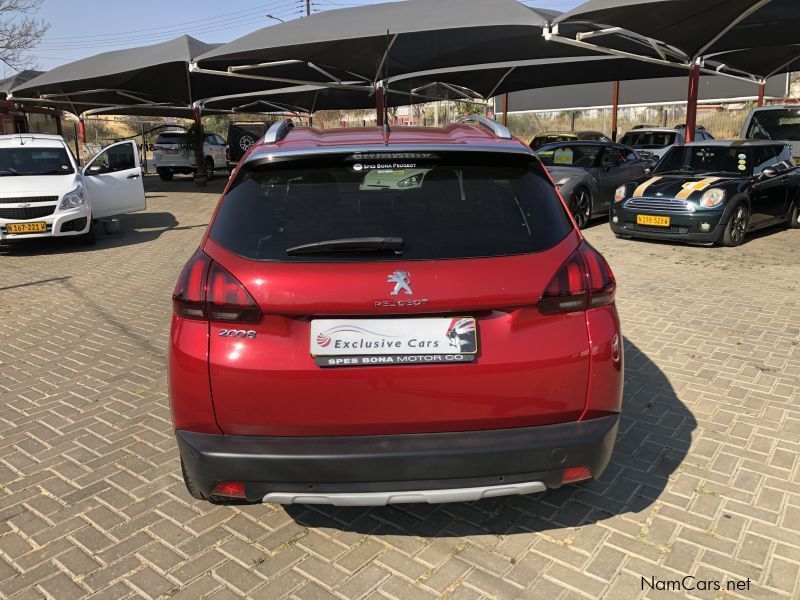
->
<box><xmin>534</xmin><ymin>131</ymin><xmax>603</xmax><ymax>136</ymax></box>
<box><xmin>684</xmin><ymin>139</ymin><xmax>787</xmax><ymax>147</ymax></box>
<box><xmin>748</xmin><ymin>105</ymin><xmax>800</xmax><ymax>112</ymax></box>
<box><xmin>622</xmin><ymin>127</ymin><xmax>679</xmax><ymax>133</ymax></box>
<box><xmin>247</xmin><ymin>123</ymin><xmax>531</xmax><ymax>161</ymax></box>
<box><xmin>0</xmin><ymin>134</ymin><xmax>67</xmax><ymax>146</ymax></box>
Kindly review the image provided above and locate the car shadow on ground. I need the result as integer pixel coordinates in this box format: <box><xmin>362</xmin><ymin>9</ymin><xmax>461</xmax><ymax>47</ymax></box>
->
<box><xmin>0</xmin><ymin>211</ymin><xmax>204</xmax><ymax>256</ymax></box>
<box><xmin>142</xmin><ymin>174</ymin><xmax>229</xmax><ymax>195</ymax></box>
<box><xmin>282</xmin><ymin>338</ymin><xmax>696</xmax><ymax>535</ymax></box>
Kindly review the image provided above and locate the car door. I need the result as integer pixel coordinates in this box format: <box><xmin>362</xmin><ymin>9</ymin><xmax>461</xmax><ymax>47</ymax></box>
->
<box><xmin>751</xmin><ymin>145</ymin><xmax>789</xmax><ymax>224</ymax></box>
<box><xmin>596</xmin><ymin>146</ymin><xmax>640</xmax><ymax>208</ymax></box>
<box><xmin>82</xmin><ymin>141</ymin><xmax>146</xmax><ymax>219</ymax></box>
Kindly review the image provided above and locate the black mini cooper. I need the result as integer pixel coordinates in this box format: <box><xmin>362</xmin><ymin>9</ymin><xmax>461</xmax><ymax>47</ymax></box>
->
<box><xmin>611</xmin><ymin>140</ymin><xmax>800</xmax><ymax>246</ymax></box>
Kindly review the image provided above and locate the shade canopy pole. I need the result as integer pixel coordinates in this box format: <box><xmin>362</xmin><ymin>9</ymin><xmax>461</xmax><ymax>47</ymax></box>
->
<box><xmin>501</xmin><ymin>93</ymin><xmax>508</xmax><ymax>126</ymax></box>
<box><xmin>376</xmin><ymin>81</ymin><xmax>385</xmax><ymax>127</ymax></box>
<box><xmin>685</xmin><ymin>63</ymin><xmax>701</xmax><ymax>142</ymax></box>
<box><xmin>757</xmin><ymin>82</ymin><xmax>766</xmax><ymax>106</ymax></box>
<box><xmin>78</xmin><ymin>116</ymin><xmax>86</xmax><ymax>143</ymax></box>
<box><xmin>611</xmin><ymin>81</ymin><xmax>620</xmax><ymax>141</ymax></box>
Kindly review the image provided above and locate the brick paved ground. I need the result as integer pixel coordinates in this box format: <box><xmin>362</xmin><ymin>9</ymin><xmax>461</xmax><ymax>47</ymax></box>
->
<box><xmin>1</xmin><ymin>175</ymin><xmax>798</xmax><ymax>600</ymax></box>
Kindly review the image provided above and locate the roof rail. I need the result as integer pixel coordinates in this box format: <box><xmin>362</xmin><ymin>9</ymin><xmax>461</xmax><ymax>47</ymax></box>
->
<box><xmin>263</xmin><ymin>119</ymin><xmax>294</xmax><ymax>144</ymax></box>
<box><xmin>457</xmin><ymin>115</ymin><xmax>512</xmax><ymax>139</ymax></box>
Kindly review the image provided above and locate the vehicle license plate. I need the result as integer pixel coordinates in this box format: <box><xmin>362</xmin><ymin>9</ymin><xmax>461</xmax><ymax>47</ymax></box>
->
<box><xmin>6</xmin><ymin>222</ymin><xmax>46</xmax><ymax>233</ymax></box>
<box><xmin>636</xmin><ymin>214</ymin><xmax>670</xmax><ymax>227</ymax></box>
<box><xmin>311</xmin><ymin>317</ymin><xmax>477</xmax><ymax>367</ymax></box>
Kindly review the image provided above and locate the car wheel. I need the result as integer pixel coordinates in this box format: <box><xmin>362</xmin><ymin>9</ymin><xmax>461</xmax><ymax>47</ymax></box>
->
<box><xmin>76</xmin><ymin>219</ymin><xmax>96</xmax><ymax>246</ymax></box>
<box><xmin>204</xmin><ymin>158</ymin><xmax>214</xmax><ymax>181</ymax></box>
<box><xmin>157</xmin><ymin>169</ymin><xmax>173</xmax><ymax>181</ymax></box>
<box><xmin>787</xmin><ymin>202</ymin><xmax>800</xmax><ymax>229</ymax></box>
<box><xmin>570</xmin><ymin>188</ymin><xmax>592</xmax><ymax>229</ymax></box>
<box><xmin>720</xmin><ymin>203</ymin><xmax>749</xmax><ymax>247</ymax></box>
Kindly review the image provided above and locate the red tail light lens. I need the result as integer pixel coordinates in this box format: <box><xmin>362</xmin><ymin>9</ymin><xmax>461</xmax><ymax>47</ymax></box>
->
<box><xmin>172</xmin><ymin>250</ymin><xmax>211</xmax><ymax>319</ymax></box>
<box><xmin>211</xmin><ymin>481</ymin><xmax>246</xmax><ymax>499</ymax></box>
<box><xmin>562</xmin><ymin>466</ymin><xmax>592</xmax><ymax>484</ymax></box>
<box><xmin>172</xmin><ymin>251</ymin><xmax>261</xmax><ymax>323</ymax></box>
<box><xmin>539</xmin><ymin>243</ymin><xmax>616</xmax><ymax>315</ymax></box>
<box><xmin>207</xmin><ymin>262</ymin><xmax>261</xmax><ymax>323</ymax></box>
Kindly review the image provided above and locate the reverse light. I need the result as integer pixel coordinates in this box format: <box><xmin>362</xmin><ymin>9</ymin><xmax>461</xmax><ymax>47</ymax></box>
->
<box><xmin>562</xmin><ymin>466</ymin><xmax>592</xmax><ymax>484</ymax></box>
<box><xmin>172</xmin><ymin>251</ymin><xmax>261</xmax><ymax>323</ymax></box>
<box><xmin>58</xmin><ymin>185</ymin><xmax>85</xmax><ymax>211</ymax></box>
<box><xmin>614</xmin><ymin>185</ymin><xmax>627</xmax><ymax>203</ymax></box>
<box><xmin>700</xmin><ymin>188</ymin><xmax>725</xmax><ymax>208</ymax></box>
<box><xmin>538</xmin><ymin>243</ymin><xmax>616</xmax><ymax>315</ymax></box>
<box><xmin>211</xmin><ymin>481</ymin><xmax>246</xmax><ymax>499</ymax></box>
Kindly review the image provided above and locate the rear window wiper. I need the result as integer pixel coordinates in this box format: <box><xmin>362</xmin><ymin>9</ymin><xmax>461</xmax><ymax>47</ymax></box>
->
<box><xmin>286</xmin><ymin>237</ymin><xmax>404</xmax><ymax>255</ymax></box>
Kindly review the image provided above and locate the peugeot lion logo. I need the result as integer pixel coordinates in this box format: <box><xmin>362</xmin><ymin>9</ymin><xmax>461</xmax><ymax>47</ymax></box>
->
<box><xmin>387</xmin><ymin>270</ymin><xmax>412</xmax><ymax>296</ymax></box>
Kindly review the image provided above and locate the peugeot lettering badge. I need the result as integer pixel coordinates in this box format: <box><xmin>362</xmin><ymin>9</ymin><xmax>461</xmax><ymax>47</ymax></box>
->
<box><xmin>387</xmin><ymin>271</ymin><xmax>412</xmax><ymax>296</ymax></box>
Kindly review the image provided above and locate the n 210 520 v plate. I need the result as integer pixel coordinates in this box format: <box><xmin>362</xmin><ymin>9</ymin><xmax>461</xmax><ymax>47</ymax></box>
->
<box><xmin>311</xmin><ymin>317</ymin><xmax>477</xmax><ymax>367</ymax></box>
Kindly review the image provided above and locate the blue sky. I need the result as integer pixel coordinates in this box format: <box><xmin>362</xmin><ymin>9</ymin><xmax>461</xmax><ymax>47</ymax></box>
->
<box><xmin>26</xmin><ymin>0</ymin><xmax>581</xmax><ymax>74</ymax></box>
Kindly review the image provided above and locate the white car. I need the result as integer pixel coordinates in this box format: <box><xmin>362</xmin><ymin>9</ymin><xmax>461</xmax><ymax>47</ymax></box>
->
<box><xmin>152</xmin><ymin>131</ymin><xmax>229</xmax><ymax>181</ymax></box>
<box><xmin>0</xmin><ymin>134</ymin><xmax>146</xmax><ymax>245</ymax></box>
<box><xmin>741</xmin><ymin>105</ymin><xmax>800</xmax><ymax>165</ymax></box>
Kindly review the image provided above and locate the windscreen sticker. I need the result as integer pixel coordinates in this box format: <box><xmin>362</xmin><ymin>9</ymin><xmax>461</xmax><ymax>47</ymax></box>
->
<box><xmin>674</xmin><ymin>177</ymin><xmax>721</xmax><ymax>199</ymax></box>
<box><xmin>353</xmin><ymin>162</ymin><xmax>418</xmax><ymax>171</ymax></box>
<box><xmin>632</xmin><ymin>176</ymin><xmax>663</xmax><ymax>197</ymax></box>
<box><xmin>553</xmin><ymin>147</ymin><xmax>574</xmax><ymax>165</ymax></box>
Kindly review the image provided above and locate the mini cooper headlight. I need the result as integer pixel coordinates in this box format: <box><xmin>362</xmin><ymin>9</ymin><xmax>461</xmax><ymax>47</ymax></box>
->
<box><xmin>700</xmin><ymin>188</ymin><xmax>726</xmax><ymax>208</ymax></box>
<box><xmin>58</xmin><ymin>185</ymin><xmax>85</xmax><ymax>211</ymax></box>
<box><xmin>614</xmin><ymin>185</ymin><xmax>627</xmax><ymax>203</ymax></box>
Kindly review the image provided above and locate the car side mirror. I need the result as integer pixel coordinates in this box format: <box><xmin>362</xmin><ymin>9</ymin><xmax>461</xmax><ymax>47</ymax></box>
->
<box><xmin>760</xmin><ymin>167</ymin><xmax>778</xmax><ymax>180</ymax></box>
<box><xmin>84</xmin><ymin>164</ymin><xmax>106</xmax><ymax>176</ymax></box>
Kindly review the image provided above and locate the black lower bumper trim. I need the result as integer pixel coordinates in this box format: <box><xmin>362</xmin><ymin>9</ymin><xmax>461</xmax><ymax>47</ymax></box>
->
<box><xmin>177</xmin><ymin>415</ymin><xmax>619</xmax><ymax>501</ymax></box>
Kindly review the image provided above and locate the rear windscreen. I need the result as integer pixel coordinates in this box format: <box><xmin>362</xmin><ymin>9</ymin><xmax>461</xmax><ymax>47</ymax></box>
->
<box><xmin>620</xmin><ymin>131</ymin><xmax>676</xmax><ymax>148</ymax></box>
<box><xmin>210</xmin><ymin>152</ymin><xmax>571</xmax><ymax>262</ymax></box>
<box><xmin>155</xmin><ymin>133</ymin><xmax>185</xmax><ymax>144</ymax></box>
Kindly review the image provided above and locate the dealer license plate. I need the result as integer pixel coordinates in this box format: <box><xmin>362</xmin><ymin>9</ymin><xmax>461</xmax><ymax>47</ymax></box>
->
<box><xmin>637</xmin><ymin>214</ymin><xmax>670</xmax><ymax>227</ymax></box>
<box><xmin>311</xmin><ymin>317</ymin><xmax>478</xmax><ymax>367</ymax></box>
<box><xmin>6</xmin><ymin>222</ymin><xmax>46</xmax><ymax>233</ymax></box>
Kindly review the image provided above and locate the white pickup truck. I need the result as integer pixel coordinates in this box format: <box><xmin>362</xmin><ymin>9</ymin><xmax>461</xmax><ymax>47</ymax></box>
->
<box><xmin>0</xmin><ymin>134</ymin><xmax>146</xmax><ymax>245</ymax></box>
<box><xmin>152</xmin><ymin>131</ymin><xmax>229</xmax><ymax>181</ymax></box>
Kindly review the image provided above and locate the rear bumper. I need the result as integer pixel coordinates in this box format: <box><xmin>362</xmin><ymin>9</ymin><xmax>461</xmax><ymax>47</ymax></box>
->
<box><xmin>176</xmin><ymin>414</ymin><xmax>619</xmax><ymax>504</ymax></box>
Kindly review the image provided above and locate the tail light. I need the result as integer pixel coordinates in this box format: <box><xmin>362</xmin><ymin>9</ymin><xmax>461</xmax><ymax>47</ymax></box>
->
<box><xmin>211</xmin><ymin>481</ymin><xmax>246</xmax><ymax>499</ymax></box>
<box><xmin>562</xmin><ymin>466</ymin><xmax>592</xmax><ymax>484</ymax></box>
<box><xmin>539</xmin><ymin>243</ymin><xmax>615</xmax><ymax>315</ymax></box>
<box><xmin>225</xmin><ymin>146</ymin><xmax>231</xmax><ymax>162</ymax></box>
<box><xmin>172</xmin><ymin>250</ymin><xmax>261</xmax><ymax>323</ymax></box>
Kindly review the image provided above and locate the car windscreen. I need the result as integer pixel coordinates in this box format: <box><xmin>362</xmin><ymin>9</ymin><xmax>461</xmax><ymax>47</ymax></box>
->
<box><xmin>210</xmin><ymin>151</ymin><xmax>572</xmax><ymax>262</ymax></box>
<box><xmin>745</xmin><ymin>108</ymin><xmax>800</xmax><ymax>141</ymax></box>
<box><xmin>531</xmin><ymin>134</ymin><xmax>576</xmax><ymax>149</ymax></box>
<box><xmin>155</xmin><ymin>133</ymin><xmax>185</xmax><ymax>144</ymax></box>
<box><xmin>535</xmin><ymin>144</ymin><xmax>601</xmax><ymax>168</ymax></box>
<box><xmin>619</xmin><ymin>131</ymin><xmax>676</xmax><ymax>148</ymax></box>
<box><xmin>654</xmin><ymin>145</ymin><xmax>750</xmax><ymax>176</ymax></box>
<box><xmin>0</xmin><ymin>147</ymin><xmax>74</xmax><ymax>176</ymax></box>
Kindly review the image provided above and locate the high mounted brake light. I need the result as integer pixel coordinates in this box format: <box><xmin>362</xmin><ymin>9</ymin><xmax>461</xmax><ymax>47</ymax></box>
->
<box><xmin>172</xmin><ymin>250</ymin><xmax>261</xmax><ymax>323</ymax></box>
<box><xmin>538</xmin><ymin>243</ymin><xmax>616</xmax><ymax>315</ymax></box>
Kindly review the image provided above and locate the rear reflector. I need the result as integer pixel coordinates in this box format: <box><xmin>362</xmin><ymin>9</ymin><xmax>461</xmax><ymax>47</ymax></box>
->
<box><xmin>562</xmin><ymin>466</ymin><xmax>592</xmax><ymax>484</ymax></box>
<box><xmin>172</xmin><ymin>250</ymin><xmax>261</xmax><ymax>323</ymax></box>
<box><xmin>539</xmin><ymin>243</ymin><xmax>616</xmax><ymax>314</ymax></box>
<box><xmin>211</xmin><ymin>481</ymin><xmax>246</xmax><ymax>499</ymax></box>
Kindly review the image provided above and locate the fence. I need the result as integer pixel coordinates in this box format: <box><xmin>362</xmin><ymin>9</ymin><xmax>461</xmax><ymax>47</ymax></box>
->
<box><xmin>505</xmin><ymin>102</ymin><xmax>757</xmax><ymax>144</ymax></box>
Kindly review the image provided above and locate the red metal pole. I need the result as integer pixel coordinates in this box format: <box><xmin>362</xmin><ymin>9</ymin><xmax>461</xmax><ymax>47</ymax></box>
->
<box><xmin>78</xmin><ymin>116</ymin><xmax>86</xmax><ymax>143</ymax></box>
<box><xmin>376</xmin><ymin>84</ymin><xmax>385</xmax><ymax>127</ymax></box>
<box><xmin>611</xmin><ymin>81</ymin><xmax>620</xmax><ymax>142</ymax></box>
<box><xmin>501</xmin><ymin>93</ymin><xmax>508</xmax><ymax>126</ymax></box>
<box><xmin>757</xmin><ymin>82</ymin><xmax>766</xmax><ymax>107</ymax></box>
<box><xmin>685</xmin><ymin>64</ymin><xmax>701</xmax><ymax>143</ymax></box>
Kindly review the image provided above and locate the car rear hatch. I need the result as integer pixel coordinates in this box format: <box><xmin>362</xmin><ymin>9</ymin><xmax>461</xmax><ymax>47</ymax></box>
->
<box><xmin>154</xmin><ymin>133</ymin><xmax>191</xmax><ymax>162</ymax></box>
<box><xmin>193</xmin><ymin>149</ymin><xmax>595</xmax><ymax>436</ymax></box>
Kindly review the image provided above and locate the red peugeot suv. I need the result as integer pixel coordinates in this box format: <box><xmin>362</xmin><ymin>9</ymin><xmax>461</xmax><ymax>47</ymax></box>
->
<box><xmin>169</xmin><ymin>116</ymin><xmax>623</xmax><ymax>505</ymax></box>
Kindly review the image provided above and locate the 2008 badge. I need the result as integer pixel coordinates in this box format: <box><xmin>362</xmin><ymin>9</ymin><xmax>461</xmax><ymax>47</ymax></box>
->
<box><xmin>218</xmin><ymin>329</ymin><xmax>257</xmax><ymax>339</ymax></box>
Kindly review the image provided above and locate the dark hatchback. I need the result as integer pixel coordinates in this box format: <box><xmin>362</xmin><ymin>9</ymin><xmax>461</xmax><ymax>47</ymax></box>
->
<box><xmin>611</xmin><ymin>141</ymin><xmax>800</xmax><ymax>246</ymax></box>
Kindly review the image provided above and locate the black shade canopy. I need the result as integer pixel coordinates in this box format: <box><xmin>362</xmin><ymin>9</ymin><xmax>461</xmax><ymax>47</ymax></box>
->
<box><xmin>0</xmin><ymin>70</ymin><xmax>43</xmax><ymax>99</ymax></box>
<box><xmin>555</xmin><ymin>0</ymin><xmax>800</xmax><ymax>73</ymax></box>
<box><xmin>388</xmin><ymin>55</ymin><xmax>688</xmax><ymax>100</ymax></box>
<box><xmin>9</xmin><ymin>35</ymin><xmax>313</xmax><ymax>115</ymax></box>
<box><xmin>196</xmin><ymin>0</ymin><xmax>592</xmax><ymax>84</ymax></box>
<box><xmin>708</xmin><ymin>45</ymin><xmax>800</xmax><ymax>80</ymax></box>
